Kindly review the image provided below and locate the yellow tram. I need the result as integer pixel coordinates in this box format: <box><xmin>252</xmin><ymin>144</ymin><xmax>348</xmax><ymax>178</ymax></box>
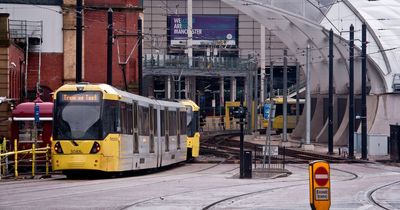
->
<box><xmin>51</xmin><ymin>83</ymin><xmax>200</xmax><ymax>176</ymax></box>
<box><xmin>180</xmin><ymin>100</ymin><xmax>200</xmax><ymax>159</ymax></box>
<box><xmin>263</xmin><ymin>97</ymin><xmax>304</xmax><ymax>133</ymax></box>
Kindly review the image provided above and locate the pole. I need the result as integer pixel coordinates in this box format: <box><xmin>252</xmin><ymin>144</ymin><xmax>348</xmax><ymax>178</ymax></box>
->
<box><xmin>328</xmin><ymin>29</ymin><xmax>334</xmax><ymax>154</ymax></box>
<box><xmin>76</xmin><ymin>0</ymin><xmax>83</xmax><ymax>83</ymax></box>
<box><xmin>107</xmin><ymin>8</ymin><xmax>113</xmax><ymax>85</ymax></box>
<box><xmin>361</xmin><ymin>23</ymin><xmax>368</xmax><ymax>160</ymax></box>
<box><xmin>187</xmin><ymin>0</ymin><xmax>193</xmax><ymax>67</ymax></box>
<box><xmin>306</xmin><ymin>45</ymin><xmax>311</xmax><ymax>145</ymax></box>
<box><xmin>260</xmin><ymin>25</ymin><xmax>266</xmax><ymax>105</ymax></box>
<box><xmin>296</xmin><ymin>61</ymin><xmax>300</xmax><ymax>124</ymax></box>
<box><xmin>0</xmin><ymin>138</ymin><xmax>2</xmax><ymax>180</ymax></box>
<box><xmin>283</xmin><ymin>49</ymin><xmax>288</xmax><ymax>142</ymax></box>
<box><xmin>138</xmin><ymin>17</ymin><xmax>143</xmax><ymax>95</ymax></box>
<box><xmin>14</xmin><ymin>139</ymin><xmax>18</xmax><ymax>178</ymax></box>
<box><xmin>32</xmin><ymin>144</ymin><xmax>35</xmax><ymax>177</ymax></box>
<box><xmin>349</xmin><ymin>25</ymin><xmax>355</xmax><ymax>159</ymax></box>
<box><xmin>46</xmin><ymin>144</ymin><xmax>49</xmax><ymax>176</ymax></box>
<box><xmin>239</xmin><ymin>95</ymin><xmax>244</xmax><ymax>178</ymax></box>
<box><xmin>254</xmin><ymin>63</ymin><xmax>259</xmax><ymax>131</ymax></box>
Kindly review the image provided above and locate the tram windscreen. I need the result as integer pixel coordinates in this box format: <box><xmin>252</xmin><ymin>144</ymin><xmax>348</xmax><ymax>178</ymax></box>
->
<box><xmin>186</xmin><ymin>108</ymin><xmax>199</xmax><ymax>137</ymax></box>
<box><xmin>53</xmin><ymin>92</ymin><xmax>102</xmax><ymax>140</ymax></box>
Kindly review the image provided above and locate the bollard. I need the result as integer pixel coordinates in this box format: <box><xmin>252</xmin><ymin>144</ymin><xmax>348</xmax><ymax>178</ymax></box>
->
<box><xmin>14</xmin><ymin>139</ymin><xmax>18</xmax><ymax>178</ymax></box>
<box><xmin>45</xmin><ymin>144</ymin><xmax>49</xmax><ymax>176</ymax></box>
<box><xmin>32</xmin><ymin>144</ymin><xmax>35</xmax><ymax>177</ymax></box>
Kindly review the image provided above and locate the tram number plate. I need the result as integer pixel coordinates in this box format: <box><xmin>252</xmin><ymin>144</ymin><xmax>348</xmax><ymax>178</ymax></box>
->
<box><xmin>315</xmin><ymin>188</ymin><xmax>329</xmax><ymax>201</ymax></box>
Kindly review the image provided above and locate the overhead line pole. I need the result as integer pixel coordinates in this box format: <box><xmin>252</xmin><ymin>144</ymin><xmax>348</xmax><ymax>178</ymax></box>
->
<box><xmin>76</xmin><ymin>0</ymin><xmax>83</xmax><ymax>83</ymax></box>
<box><xmin>348</xmin><ymin>25</ymin><xmax>355</xmax><ymax>159</ymax></box>
<box><xmin>328</xmin><ymin>29</ymin><xmax>334</xmax><ymax>155</ymax></box>
<box><xmin>138</xmin><ymin>17</ymin><xmax>143</xmax><ymax>95</ymax></box>
<box><xmin>283</xmin><ymin>49</ymin><xmax>288</xmax><ymax>142</ymax></box>
<box><xmin>361</xmin><ymin>23</ymin><xmax>368</xmax><ymax>160</ymax></box>
<box><xmin>107</xmin><ymin>8</ymin><xmax>113</xmax><ymax>86</ymax></box>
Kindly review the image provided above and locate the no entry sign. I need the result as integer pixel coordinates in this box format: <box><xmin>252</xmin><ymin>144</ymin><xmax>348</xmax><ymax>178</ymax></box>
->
<box><xmin>309</xmin><ymin>161</ymin><xmax>331</xmax><ymax>210</ymax></box>
<box><xmin>314</xmin><ymin>167</ymin><xmax>329</xmax><ymax>186</ymax></box>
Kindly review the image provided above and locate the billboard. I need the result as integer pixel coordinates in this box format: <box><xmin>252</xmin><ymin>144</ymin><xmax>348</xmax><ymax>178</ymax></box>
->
<box><xmin>167</xmin><ymin>15</ymin><xmax>238</xmax><ymax>47</ymax></box>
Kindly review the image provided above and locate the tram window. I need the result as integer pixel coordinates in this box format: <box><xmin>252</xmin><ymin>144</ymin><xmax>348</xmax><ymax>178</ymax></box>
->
<box><xmin>102</xmin><ymin>100</ymin><xmax>121</xmax><ymax>136</ymax></box>
<box><xmin>153</xmin><ymin>109</ymin><xmax>158</xmax><ymax>135</ymax></box>
<box><xmin>160</xmin><ymin>110</ymin><xmax>165</xmax><ymax>136</ymax></box>
<box><xmin>121</xmin><ymin>103</ymin><xmax>127</xmax><ymax>134</ymax></box>
<box><xmin>168</xmin><ymin>111</ymin><xmax>177</xmax><ymax>136</ymax></box>
<box><xmin>139</xmin><ymin>106</ymin><xmax>150</xmax><ymax>136</ymax></box>
<box><xmin>127</xmin><ymin>105</ymin><xmax>133</xmax><ymax>134</ymax></box>
<box><xmin>180</xmin><ymin>111</ymin><xmax>187</xmax><ymax>135</ymax></box>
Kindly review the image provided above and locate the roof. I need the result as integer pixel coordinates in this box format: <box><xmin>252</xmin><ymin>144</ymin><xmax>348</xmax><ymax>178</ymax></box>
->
<box><xmin>12</xmin><ymin>102</ymin><xmax>53</xmax><ymax>117</ymax></box>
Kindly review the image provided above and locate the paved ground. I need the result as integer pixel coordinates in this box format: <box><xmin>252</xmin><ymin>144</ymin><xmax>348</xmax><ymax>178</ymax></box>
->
<box><xmin>1</xmin><ymin>162</ymin><xmax>400</xmax><ymax>210</ymax></box>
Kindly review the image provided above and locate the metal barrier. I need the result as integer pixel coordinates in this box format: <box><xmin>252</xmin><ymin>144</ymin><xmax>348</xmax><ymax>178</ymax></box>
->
<box><xmin>0</xmin><ymin>138</ymin><xmax>50</xmax><ymax>179</ymax></box>
<box><xmin>253</xmin><ymin>145</ymin><xmax>285</xmax><ymax>170</ymax></box>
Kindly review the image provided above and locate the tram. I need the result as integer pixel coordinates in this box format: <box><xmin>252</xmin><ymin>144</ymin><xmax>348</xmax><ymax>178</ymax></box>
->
<box><xmin>263</xmin><ymin>97</ymin><xmax>305</xmax><ymax>133</ymax></box>
<box><xmin>180</xmin><ymin>100</ymin><xmax>200</xmax><ymax>159</ymax></box>
<box><xmin>51</xmin><ymin>83</ymin><xmax>200</xmax><ymax>175</ymax></box>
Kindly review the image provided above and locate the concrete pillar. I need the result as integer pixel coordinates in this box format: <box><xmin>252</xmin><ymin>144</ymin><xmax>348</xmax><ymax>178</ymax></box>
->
<box><xmin>184</xmin><ymin>76</ymin><xmax>196</xmax><ymax>101</ymax></box>
<box><xmin>165</xmin><ymin>76</ymin><xmax>175</xmax><ymax>99</ymax></box>
<box><xmin>230</xmin><ymin>77</ymin><xmax>237</xmax><ymax>101</ymax></box>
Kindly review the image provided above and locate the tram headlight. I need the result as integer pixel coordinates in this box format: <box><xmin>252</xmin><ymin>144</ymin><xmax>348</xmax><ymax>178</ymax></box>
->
<box><xmin>54</xmin><ymin>142</ymin><xmax>63</xmax><ymax>154</ymax></box>
<box><xmin>90</xmin><ymin>142</ymin><xmax>101</xmax><ymax>154</ymax></box>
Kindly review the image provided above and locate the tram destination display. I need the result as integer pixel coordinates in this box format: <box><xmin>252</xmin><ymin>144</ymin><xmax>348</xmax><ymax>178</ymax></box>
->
<box><xmin>58</xmin><ymin>92</ymin><xmax>101</xmax><ymax>103</ymax></box>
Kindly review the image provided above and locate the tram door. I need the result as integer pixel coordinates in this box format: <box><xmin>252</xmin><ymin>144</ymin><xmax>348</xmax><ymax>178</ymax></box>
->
<box><xmin>149</xmin><ymin>105</ymin><xmax>156</xmax><ymax>166</ymax></box>
<box><xmin>133</xmin><ymin>101</ymin><xmax>139</xmax><ymax>155</ymax></box>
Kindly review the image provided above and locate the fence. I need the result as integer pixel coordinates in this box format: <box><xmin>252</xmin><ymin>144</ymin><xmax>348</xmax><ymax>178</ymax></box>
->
<box><xmin>253</xmin><ymin>145</ymin><xmax>285</xmax><ymax>171</ymax></box>
<box><xmin>0</xmin><ymin>138</ymin><xmax>50</xmax><ymax>180</ymax></box>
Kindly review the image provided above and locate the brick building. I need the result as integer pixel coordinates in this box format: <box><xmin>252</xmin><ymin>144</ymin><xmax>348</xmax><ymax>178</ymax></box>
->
<box><xmin>0</xmin><ymin>0</ymin><xmax>143</xmax><ymax>138</ymax></box>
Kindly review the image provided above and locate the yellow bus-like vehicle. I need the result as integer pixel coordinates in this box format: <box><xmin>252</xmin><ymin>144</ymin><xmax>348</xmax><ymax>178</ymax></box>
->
<box><xmin>179</xmin><ymin>100</ymin><xmax>200</xmax><ymax>159</ymax></box>
<box><xmin>263</xmin><ymin>97</ymin><xmax>304</xmax><ymax>133</ymax></box>
<box><xmin>51</xmin><ymin>83</ymin><xmax>199</xmax><ymax>177</ymax></box>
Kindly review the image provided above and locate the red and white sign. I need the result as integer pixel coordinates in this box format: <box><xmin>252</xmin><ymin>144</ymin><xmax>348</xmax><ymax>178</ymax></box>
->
<box><xmin>314</xmin><ymin>167</ymin><xmax>329</xmax><ymax>186</ymax></box>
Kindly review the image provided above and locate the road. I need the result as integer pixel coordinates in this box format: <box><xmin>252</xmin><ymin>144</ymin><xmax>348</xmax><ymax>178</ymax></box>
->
<box><xmin>1</xmin><ymin>163</ymin><xmax>400</xmax><ymax>210</ymax></box>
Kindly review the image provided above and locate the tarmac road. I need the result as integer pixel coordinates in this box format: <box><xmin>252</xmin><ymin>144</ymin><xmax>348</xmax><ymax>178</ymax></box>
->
<box><xmin>1</xmin><ymin>163</ymin><xmax>399</xmax><ymax>210</ymax></box>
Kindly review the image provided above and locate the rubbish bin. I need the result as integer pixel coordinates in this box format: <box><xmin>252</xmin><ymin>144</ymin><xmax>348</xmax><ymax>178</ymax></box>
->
<box><xmin>243</xmin><ymin>151</ymin><xmax>252</xmax><ymax>178</ymax></box>
<box><xmin>389</xmin><ymin>124</ymin><xmax>400</xmax><ymax>162</ymax></box>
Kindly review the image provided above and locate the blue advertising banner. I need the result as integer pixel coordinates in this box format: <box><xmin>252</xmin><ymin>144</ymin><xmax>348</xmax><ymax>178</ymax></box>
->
<box><xmin>168</xmin><ymin>15</ymin><xmax>238</xmax><ymax>46</ymax></box>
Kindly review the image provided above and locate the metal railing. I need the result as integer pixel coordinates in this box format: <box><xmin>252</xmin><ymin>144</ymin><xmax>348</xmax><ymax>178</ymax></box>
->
<box><xmin>143</xmin><ymin>54</ymin><xmax>254</xmax><ymax>71</ymax></box>
<box><xmin>9</xmin><ymin>20</ymin><xmax>42</xmax><ymax>40</ymax></box>
<box><xmin>0</xmin><ymin>138</ymin><xmax>50</xmax><ymax>180</ymax></box>
<box><xmin>273</xmin><ymin>80</ymin><xmax>306</xmax><ymax>97</ymax></box>
<box><xmin>253</xmin><ymin>145</ymin><xmax>285</xmax><ymax>171</ymax></box>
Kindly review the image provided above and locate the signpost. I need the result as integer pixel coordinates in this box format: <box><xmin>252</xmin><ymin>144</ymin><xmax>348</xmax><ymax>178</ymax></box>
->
<box><xmin>309</xmin><ymin>160</ymin><xmax>331</xmax><ymax>210</ymax></box>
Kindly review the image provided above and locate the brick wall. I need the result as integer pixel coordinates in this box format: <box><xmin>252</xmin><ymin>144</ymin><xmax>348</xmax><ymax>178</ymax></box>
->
<box><xmin>84</xmin><ymin>6</ymin><xmax>140</xmax><ymax>91</ymax></box>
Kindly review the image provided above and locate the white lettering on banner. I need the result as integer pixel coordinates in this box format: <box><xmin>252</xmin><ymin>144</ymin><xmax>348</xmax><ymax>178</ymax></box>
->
<box><xmin>173</xmin><ymin>29</ymin><xmax>203</xmax><ymax>35</ymax></box>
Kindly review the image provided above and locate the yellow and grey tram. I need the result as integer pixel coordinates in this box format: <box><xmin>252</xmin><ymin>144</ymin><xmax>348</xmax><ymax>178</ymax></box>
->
<box><xmin>51</xmin><ymin>83</ymin><xmax>199</xmax><ymax>174</ymax></box>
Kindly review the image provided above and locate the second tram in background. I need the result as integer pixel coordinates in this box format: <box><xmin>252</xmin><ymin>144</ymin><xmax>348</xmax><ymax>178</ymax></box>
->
<box><xmin>263</xmin><ymin>97</ymin><xmax>304</xmax><ymax>133</ymax></box>
<box><xmin>51</xmin><ymin>83</ymin><xmax>200</xmax><ymax>177</ymax></box>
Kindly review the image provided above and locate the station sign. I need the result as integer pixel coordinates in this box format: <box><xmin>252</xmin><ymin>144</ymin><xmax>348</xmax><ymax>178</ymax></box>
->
<box><xmin>264</xmin><ymin>104</ymin><xmax>270</xmax><ymax>119</ymax></box>
<box><xmin>309</xmin><ymin>160</ymin><xmax>331</xmax><ymax>210</ymax></box>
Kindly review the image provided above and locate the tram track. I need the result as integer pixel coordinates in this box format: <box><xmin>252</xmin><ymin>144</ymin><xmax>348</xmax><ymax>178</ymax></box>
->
<box><xmin>367</xmin><ymin>180</ymin><xmax>400</xmax><ymax>210</ymax></box>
